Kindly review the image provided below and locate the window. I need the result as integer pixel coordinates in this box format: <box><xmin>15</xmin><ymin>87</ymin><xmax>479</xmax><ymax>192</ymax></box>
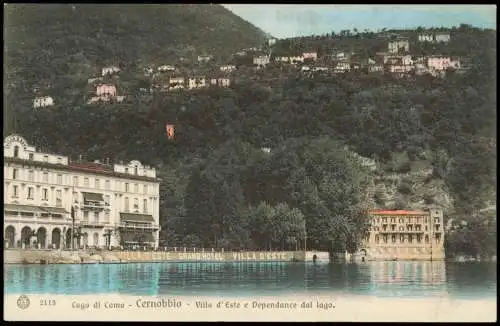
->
<box><xmin>134</xmin><ymin>166</ymin><xmax>138</xmax><ymax>175</ymax></box>
<box><xmin>44</xmin><ymin>155</ymin><xmax>49</xmax><ymax>162</ymax></box>
<box><xmin>425</xmin><ymin>226</ymin><xmax>428</xmax><ymax>231</ymax></box>
<box><xmin>124</xmin><ymin>197</ymin><xmax>129</xmax><ymax>211</ymax></box>
<box><xmin>125</xmin><ymin>168</ymin><xmax>129</xmax><ymax>174</ymax></box>
<box><xmin>383</xmin><ymin>235</ymin><xmax>388</xmax><ymax>243</ymax></box>
<box><xmin>391</xmin><ymin>235</ymin><xmax>396</xmax><ymax>243</ymax></box>
<box><xmin>43</xmin><ymin>172</ymin><xmax>49</xmax><ymax>183</ymax></box>
<box><xmin>27</xmin><ymin>187</ymin><xmax>34</xmax><ymax>199</ymax></box>
<box><xmin>143</xmin><ymin>199</ymin><xmax>148</xmax><ymax>213</ymax></box>
<box><xmin>28</xmin><ymin>170</ymin><xmax>34</xmax><ymax>181</ymax></box>
<box><xmin>435</xmin><ymin>234</ymin><xmax>441</xmax><ymax>244</ymax></box>
<box><xmin>417</xmin><ymin>235</ymin><xmax>422</xmax><ymax>243</ymax></box>
<box><xmin>399</xmin><ymin>218</ymin><xmax>403</xmax><ymax>223</ymax></box>
<box><xmin>13</xmin><ymin>146</ymin><xmax>19</xmax><ymax>158</ymax></box>
<box><xmin>57</xmin><ymin>157</ymin><xmax>62</xmax><ymax>164</ymax></box>
<box><xmin>12</xmin><ymin>185</ymin><xmax>19</xmax><ymax>198</ymax></box>
<box><xmin>73</xmin><ymin>176</ymin><xmax>79</xmax><ymax>186</ymax></box>
<box><xmin>409</xmin><ymin>235</ymin><xmax>413</xmax><ymax>244</ymax></box>
<box><xmin>105</xmin><ymin>211</ymin><xmax>110</xmax><ymax>221</ymax></box>
<box><xmin>42</xmin><ymin>188</ymin><xmax>48</xmax><ymax>201</ymax></box>
<box><xmin>56</xmin><ymin>189</ymin><xmax>62</xmax><ymax>199</ymax></box>
<box><xmin>94</xmin><ymin>211</ymin><xmax>100</xmax><ymax>224</ymax></box>
<box><xmin>12</xmin><ymin>169</ymin><xmax>18</xmax><ymax>180</ymax></box>
<box><xmin>134</xmin><ymin>198</ymin><xmax>139</xmax><ymax>209</ymax></box>
<box><xmin>104</xmin><ymin>195</ymin><xmax>110</xmax><ymax>205</ymax></box>
<box><xmin>375</xmin><ymin>235</ymin><xmax>380</xmax><ymax>243</ymax></box>
<box><xmin>95</xmin><ymin>179</ymin><xmax>100</xmax><ymax>189</ymax></box>
<box><xmin>29</xmin><ymin>153</ymin><xmax>34</xmax><ymax>161</ymax></box>
<box><xmin>134</xmin><ymin>184</ymin><xmax>138</xmax><ymax>193</ymax></box>
<box><xmin>57</xmin><ymin>174</ymin><xmax>63</xmax><ymax>184</ymax></box>
<box><xmin>391</xmin><ymin>224</ymin><xmax>396</xmax><ymax>231</ymax></box>
<box><xmin>83</xmin><ymin>211</ymin><xmax>89</xmax><ymax>221</ymax></box>
<box><xmin>125</xmin><ymin>183</ymin><xmax>129</xmax><ymax>192</ymax></box>
<box><xmin>400</xmin><ymin>235</ymin><xmax>404</xmax><ymax>243</ymax></box>
<box><xmin>84</xmin><ymin>178</ymin><xmax>89</xmax><ymax>187</ymax></box>
<box><xmin>115</xmin><ymin>181</ymin><xmax>120</xmax><ymax>191</ymax></box>
<box><xmin>435</xmin><ymin>225</ymin><xmax>440</xmax><ymax>231</ymax></box>
<box><xmin>105</xmin><ymin>180</ymin><xmax>110</xmax><ymax>190</ymax></box>
<box><xmin>425</xmin><ymin>235</ymin><xmax>429</xmax><ymax>243</ymax></box>
<box><xmin>143</xmin><ymin>185</ymin><xmax>148</xmax><ymax>194</ymax></box>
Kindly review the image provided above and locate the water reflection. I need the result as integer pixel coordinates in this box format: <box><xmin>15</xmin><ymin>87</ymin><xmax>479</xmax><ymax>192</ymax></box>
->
<box><xmin>4</xmin><ymin>261</ymin><xmax>497</xmax><ymax>299</ymax></box>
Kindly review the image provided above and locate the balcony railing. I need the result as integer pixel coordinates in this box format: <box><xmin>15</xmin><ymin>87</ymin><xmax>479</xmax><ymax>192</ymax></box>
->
<box><xmin>78</xmin><ymin>219</ymin><xmax>109</xmax><ymax>228</ymax></box>
<box><xmin>81</xmin><ymin>202</ymin><xmax>109</xmax><ymax>211</ymax></box>
<box><xmin>118</xmin><ymin>223</ymin><xmax>160</xmax><ymax>230</ymax></box>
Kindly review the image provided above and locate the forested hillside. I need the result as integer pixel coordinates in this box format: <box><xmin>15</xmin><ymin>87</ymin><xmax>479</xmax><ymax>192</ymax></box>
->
<box><xmin>3</xmin><ymin>6</ymin><xmax>496</xmax><ymax>257</ymax></box>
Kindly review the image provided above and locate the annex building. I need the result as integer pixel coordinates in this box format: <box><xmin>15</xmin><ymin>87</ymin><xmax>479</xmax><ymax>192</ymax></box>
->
<box><xmin>358</xmin><ymin>208</ymin><xmax>445</xmax><ymax>261</ymax></box>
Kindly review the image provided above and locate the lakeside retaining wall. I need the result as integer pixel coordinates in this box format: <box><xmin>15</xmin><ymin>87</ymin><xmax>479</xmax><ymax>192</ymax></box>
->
<box><xmin>3</xmin><ymin>249</ymin><xmax>331</xmax><ymax>264</ymax></box>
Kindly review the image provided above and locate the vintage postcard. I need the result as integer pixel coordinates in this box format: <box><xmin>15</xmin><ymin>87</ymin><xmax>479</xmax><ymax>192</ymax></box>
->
<box><xmin>3</xmin><ymin>4</ymin><xmax>497</xmax><ymax>322</ymax></box>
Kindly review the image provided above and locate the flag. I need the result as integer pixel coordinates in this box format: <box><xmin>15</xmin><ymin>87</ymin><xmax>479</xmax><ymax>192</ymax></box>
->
<box><xmin>166</xmin><ymin>123</ymin><xmax>175</xmax><ymax>140</ymax></box>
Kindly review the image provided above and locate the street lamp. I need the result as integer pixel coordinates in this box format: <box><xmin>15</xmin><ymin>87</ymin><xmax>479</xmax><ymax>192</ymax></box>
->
<box><xmin>73</xmin><ymin>226</ymin><xmax>83</xmax><ymax>250</ymax></box>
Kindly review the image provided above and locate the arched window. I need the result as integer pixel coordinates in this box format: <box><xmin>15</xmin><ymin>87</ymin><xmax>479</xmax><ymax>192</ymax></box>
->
<box><xmin>13</xmin><ymin>146</ymin><xmax>19</xmax><ymax>158</ymax></box>
<box><xmin>134</xmin><ymin>166</ymin><xmax>138</xmax><ymax>175</ymax></box>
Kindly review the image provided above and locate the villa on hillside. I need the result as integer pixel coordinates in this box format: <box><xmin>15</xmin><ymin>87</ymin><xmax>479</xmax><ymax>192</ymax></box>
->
<box><xmin>101</xmin><ymin>66</ymin><xmax>121</xmax><ymax>77</ymax></box>
<box><xmin>158</xmin><ymin>65</ymin><xmax>176</xmax><ymax>72</ymax></box>
<box><xmin>334</xmin><ymin>62</ymin><xmax>351</xmax><ymax>73</ymax></box>
<box><xmin>210</xmin><ymin>78</ymin><xmax>231</xmax><ymax>88</ymax></box>
<box><xmin>302</xmin><ymin>52</ymin><xmax>318</xmax><ymax>61</ymax></box>
<box><xmin>168</xmin><ymin>77</ymin><xmax>185</xmax><ymax>90</ymax></box>
<box><xmin>435</xmin><ymin>33</ymin><xmax>451</xmax><ymax>43</ymax></box>
<box><xmin>387</xmin><ymin>38</ymin><xmax>410</xmax><ymax>54</ymax></box>
<box><xmin>220</xmin><ymin>65</ymin><xmax>236</xmax><ymax>72</ymax></box>
<box><xmin>197</xmin><ymin>55</ymin><xmax>212</xmax><ymax>63</ymax></box>
<box><xmin>253</xmin><ymin>55</ymin><xmax>270</xmax><ymax>67</ymax></box>
<box><xmin>33</xmin><ymin>96</ymin><xmax>55</xmax><ymax>109</ymax></box>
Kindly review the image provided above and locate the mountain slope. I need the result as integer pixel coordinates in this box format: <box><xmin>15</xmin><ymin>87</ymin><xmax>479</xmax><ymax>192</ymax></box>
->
<box><xmin>4</xmin><ymin>4</ymin><xmax>267</xmax><ymax>95</ymax></box>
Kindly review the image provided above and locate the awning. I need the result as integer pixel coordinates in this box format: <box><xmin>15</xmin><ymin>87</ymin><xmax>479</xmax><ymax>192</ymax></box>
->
<box><xmin>120</xmin><ymin>212</ymin><xmax>155</xmax><ymax>223</ymax></box>
<box><xmin>41</xmin><ymin>206</ymin><xmax>69</xmax><ymax>214</ymax></box>
<box><xmin>120</xmin><ymin>231</ymin><xmax>155</xmax><ymax>243</ymax></box>
<box><xmin>82</xmin><ymin>192</ymin><xmax>104</xmax><ymax>202</ymax></box>
<box><xmin>4</xmin><ymin>204</ymin><xmax>46</xmax><ymax>214</ymax></box>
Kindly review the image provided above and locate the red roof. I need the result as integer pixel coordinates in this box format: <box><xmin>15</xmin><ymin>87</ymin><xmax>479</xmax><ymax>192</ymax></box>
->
<box><xmin>68</xmin><ymin>162</ymin><xmax>113</xmax><ymax>174</ymax></box>
<box><xmin>368</xmin><ymin>210</ymin><xmax>427</xmax><ymax>216</ymax></box>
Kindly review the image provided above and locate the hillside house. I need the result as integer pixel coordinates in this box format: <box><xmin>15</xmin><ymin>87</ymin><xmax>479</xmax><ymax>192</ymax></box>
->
<box><xmin>169</xmin><ymin>77</ymin><xmax>185</xmax><ymax>90</ymax></box>
<box><xmin>268</xmin><ymin>38</ymin><xmax>277</xmax><ymax>46</ymax></box>
<box><xmin>312</xmin><ymin>66</ymin><xmax>329</xmax><ymax>72</ymax></box>
<box><xmin>197</xmin><ymin>55</ymin><xmax>212</xmax><ymax>63</ymax></box>
<box><xmin>87</xmin><ymin>77</ymin><xmax>102</xmax><ymax>85</ymax></box>
<box><xmin>418</xmin><ymin>34</ymin><xmax>434</xmax><ymax>42</ymax></box>
<box><xmin>101</xmin><ymin>66</ymin><xmax>121</xmax><ymax>77</ymax></box>
<box><xmin>435</xmin><ymin>33</ymin><xmax>451</xmax><ymax>43</ymax></box>
<box><xmin>427</xmin><ymin>56</ymin><xmax>460</xmax><ymax>71</ymax></box>
<box><xmin>388</xmin><ymin>38</ymin><xmax>410</xmax><ymax>54</ymax></box>
<box><xmin>289</xmin><ymin>56</ymin><xmax>304</xmax><ymax>64</ymax></box>
<box><xmin>253</xmin><ymin>55</ymin><xmax>270</xmax><ymax>67</ymax></box>
<box><xmin>158</xmin><ymin>65</ymin><xmax>176</xmax><ymax>72</ymax></box>
<box><xmin>220</xmin><ymin>65</ymin><xmax>236</xmax><ymax>72</ymax></box>
<box><xmin>116</xmin><ymin>96</ymin><xmax>126</xmax><ymax>103</ymax></box>
<box><xmin>334</xmin><ymin>62</ymin><xmax>351</xmax><ymax>73</ymax></box>
<box><xmin>210</xmin><ymin>78</ymin><xmax>231</xmax><ymax>88</ymax></box>
<box><xmin>96</xmin><ymin>84</ymin><xmax>117</xmax><ymax>98</ymax></box>
<box><xmin>302</xmin><ymin>52</ymin><xmax>318</xmax><ymax>61</ymax></box>
<box><xmin>144</xmin><ymin>67</ymin><xmax>154</xmax><ymax>74</ymax></box>
<box><xmin>188</xmin><ymin>77</ymin><xmax>206</xmax><ymax>90</ymax></box>
<box><xmin>33</xmin><ymin>96</ymin><xmax>54</xmax><ymax>109</ymax></box>
<box><xmin>275</xmin><ymin>56</ymin><xmax>290</xmax><ymax>63</ymax></box>
<box><xmin>368</xmin><ymin>64</ymin><xmax>384</xmax><ymax>73</ymax></box>
<box><xmin>301</xmin><ymin>66</ymin><xmax>311</xmax><ymax>72</ymax></box>
<box><xmin>261</xmin><ymin>147</ymin><xmax>271</xmax><ymax>154</ymax></box>
<box><xmin>235</xmin><ymin>50</ymin><xmax>247</xmax><ymax>56</ymax></box>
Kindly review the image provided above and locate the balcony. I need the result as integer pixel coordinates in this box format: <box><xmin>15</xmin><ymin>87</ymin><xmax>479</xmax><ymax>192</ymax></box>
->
<box><xmin>118</xmin><ymin>223</ymin><xmax>160</xmax><ymax>230</ymax></box>
<box><xmin>79</xmin><ymin>219</ymin><xmax>109</xmax><ymax>228</ymax></box>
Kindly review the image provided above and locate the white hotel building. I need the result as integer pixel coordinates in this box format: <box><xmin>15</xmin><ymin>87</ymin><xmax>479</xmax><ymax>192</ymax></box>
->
<box><xmin>3</xmin><ymin>134</ymin><xmax>161</xmax><ymax>250</ymax></box>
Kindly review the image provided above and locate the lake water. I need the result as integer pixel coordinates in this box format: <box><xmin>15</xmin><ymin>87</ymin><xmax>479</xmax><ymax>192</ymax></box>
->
<box><xmin>4</xmin><ymin>261</ymin><xmax>497</xmax><ymax>299</ymax></box>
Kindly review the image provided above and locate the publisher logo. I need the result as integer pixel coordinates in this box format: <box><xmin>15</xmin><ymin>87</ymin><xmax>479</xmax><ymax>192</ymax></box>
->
<box><xmin>17</xmin><ymin>295</ymin><xmax>30</xmax><ymax>309</ymax></box>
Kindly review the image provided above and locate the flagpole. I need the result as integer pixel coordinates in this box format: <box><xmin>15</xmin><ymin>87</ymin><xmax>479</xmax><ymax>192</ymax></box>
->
<box><xmin>71</xmin><ymin>185</ymin><xmax>75</xmax><ymax>253</ymax></box>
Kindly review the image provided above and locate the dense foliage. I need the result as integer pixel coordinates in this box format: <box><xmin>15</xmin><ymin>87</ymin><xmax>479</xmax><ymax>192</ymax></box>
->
<box><xmin>3</xmin><ymin>6</ymin><xmax>496</xmax><ymax>255</ymax></box>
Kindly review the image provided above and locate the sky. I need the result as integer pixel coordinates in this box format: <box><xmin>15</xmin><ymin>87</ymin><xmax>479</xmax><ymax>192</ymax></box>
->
<box><xmin>222</xmin><ymin>5</ymin><xmax>496</xmax><ymax>39</ymax></box>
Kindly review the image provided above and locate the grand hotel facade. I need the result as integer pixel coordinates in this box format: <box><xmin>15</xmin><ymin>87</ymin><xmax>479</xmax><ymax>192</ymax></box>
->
<box><xmin>3</xmin><ymin>134</ymin><xmax>161</xmax><ymax>250</ymax></box>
